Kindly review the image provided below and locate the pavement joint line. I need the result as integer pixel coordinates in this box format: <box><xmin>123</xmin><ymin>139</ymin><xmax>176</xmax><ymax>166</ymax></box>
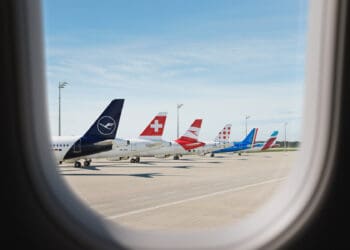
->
<box><xmin>107</xmin><ymin>177</ymin><xmax>286</xmax><ymax>220</ymax></box>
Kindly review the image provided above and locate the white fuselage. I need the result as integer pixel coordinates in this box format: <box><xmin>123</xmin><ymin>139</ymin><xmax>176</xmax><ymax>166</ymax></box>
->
<box><xmin>51</xmin><ymin>136</ymin><xmax>81</xmax><ymax>163</ymax></box>
<box><xmin>87</xmin><ymin>138</ymin><xmax>167</xmax><ymax>160</ymax></box>
<box><xmin>139</xmin><ymin>140</ymin><xmax>228</xmax><ymax>158</ymax></box>
<box><xmin>189</xmin><ymin>141</ymin><xmax>231</xmax><ymax>155</ymax></box>
<box><xmin>140</xmin><ymin>141</ymin><xmax>189</xmax><ymax>158</ymax></box>
<box><xmin>51</xmin><ymin>136</ymin><xmax>167</xmax><ymax>163</ymax></box>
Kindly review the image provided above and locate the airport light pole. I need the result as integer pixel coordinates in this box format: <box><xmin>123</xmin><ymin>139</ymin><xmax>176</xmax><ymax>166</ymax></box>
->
<box><xmin>177</xmin><ymin>104</ymin><xmax>183</xmax><ymax>138</ymax></box>
<box><xmin>284</xmin><ymin>122</ymin><xmax>288</xmax><ymax>151</ymax></box>
<box><xmin>245</xmin><ymin>115</ymin><xmax>250</xmax><ymax>136</ymax></box>
<box><xmin>58</xmin><ymin>81</ymin><xmax>68</xmax><ymax>136</ymax></box>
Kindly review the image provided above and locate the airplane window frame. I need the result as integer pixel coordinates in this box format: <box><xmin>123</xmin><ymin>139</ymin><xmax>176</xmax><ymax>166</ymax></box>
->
<box><xmin>9</xmin><ymin>0</ymin><xmax>347</xmax><ymax>249</ymax></box>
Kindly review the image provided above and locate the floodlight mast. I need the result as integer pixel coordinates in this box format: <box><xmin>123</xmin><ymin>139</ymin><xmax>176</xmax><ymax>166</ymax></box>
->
<box><xmin>245</xmin><ymin>115</ymin><xmax>250</xmax><ymax>136</ymax></box>
<box><xmin>177</xmin><ymin>104</ymin><xmax>183</xmax><ymax>138</ymax></box>
<box><xmin>58</xmin><ymin>81</ymin><xmax>68</xmax><ymax>136</ymax></box>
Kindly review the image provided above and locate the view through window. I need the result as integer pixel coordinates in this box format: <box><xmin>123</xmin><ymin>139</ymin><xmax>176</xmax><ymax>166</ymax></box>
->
<box><xmin>44</xmin><ymin>0</ymin><xmax>308</xmax><ymax>230</ymax></box>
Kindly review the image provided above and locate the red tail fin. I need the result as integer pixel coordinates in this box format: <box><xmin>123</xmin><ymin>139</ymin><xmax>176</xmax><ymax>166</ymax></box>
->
<box><xmin>139</xmin><ymin>112</ymin><xmax>167</xmax><ymax>140</ymax></box>
<box><xmin>176</xmin><ymin>119</ymin><xmax>202</xmax><ymax>143</ymax></box>
<box><xmin>175</xmin><ymin>119</ymin><xmax>205</xmax><ymax>149</ymax></box>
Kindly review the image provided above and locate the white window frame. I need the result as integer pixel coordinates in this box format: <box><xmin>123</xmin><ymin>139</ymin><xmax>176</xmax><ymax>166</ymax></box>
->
<box><xmin>24</xmin><ymin>0</ymin><xmax>344</xmax><ymax>249</ymax></box>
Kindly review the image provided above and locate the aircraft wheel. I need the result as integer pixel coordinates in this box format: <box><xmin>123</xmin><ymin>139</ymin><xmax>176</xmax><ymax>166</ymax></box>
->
<box><xmin>74</xmin><ymin>161</ymin><xmax>81</xmax><ymax>168</ymax></box>
<box><xmin>238</xmin><ymin>152</ymin><xmax>241</xmax><ymax>156</ymax></box>
<box><xmin>210</xmin><ymin>153</ymin><xmax>215</xmax><ymax>157</ymax></box>
<box><xmin>130</xmin><ymin>158</ymin><xmax>136</xmax><ymax>163</ymax></box>
<box><xmin>173</xmin><ymin>155</ymin><xmax>180</xmax><ymax>160</ymax></box>
<box><xmin>136</xmin><ymin>157</ymin><xmax>140</xmax><ymax>163</ymax></box>
<box><xmin>84</xmin><ymin>160</ymin><xmax>90</xmax><ymax>167</ymax></box>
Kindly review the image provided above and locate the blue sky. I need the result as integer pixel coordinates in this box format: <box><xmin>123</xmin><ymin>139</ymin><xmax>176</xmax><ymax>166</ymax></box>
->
<box><xmin>43</xmin><ymin>0</ymin><xmax>308</xmax><ymax>141</ymax></box>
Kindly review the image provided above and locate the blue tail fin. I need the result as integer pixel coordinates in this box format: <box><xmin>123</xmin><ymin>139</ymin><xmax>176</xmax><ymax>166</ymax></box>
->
<box><xmin>270</xmin><ymin>130</ymin><xmax>278</xmax><ymax>137</ymax></box>
<box><xmin>241</xmin><ymin>128</ymin><xmax>258</xmax><ymax>146</ymax></box>
<box><xmin>82</xmin><ymin>99</ymin><xmax>124</xmax><ymax>143</ymax></box>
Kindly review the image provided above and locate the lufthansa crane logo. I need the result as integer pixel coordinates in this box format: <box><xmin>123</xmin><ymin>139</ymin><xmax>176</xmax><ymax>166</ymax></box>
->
<box><xmin>97</xmin><ymin>116</ymin><xmax>116</xmax><ymax>135</ymax></box>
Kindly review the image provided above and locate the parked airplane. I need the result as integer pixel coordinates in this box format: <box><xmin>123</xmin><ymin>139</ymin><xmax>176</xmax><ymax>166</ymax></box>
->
<box><xmin>249</xmin><ymin>130</ymin><xmax>279</xmax><ymax>151</ymax></box>
<box><xmin>141</xmin><ymin>119</ymin><xmax>205</xmax><ymax>160</ymax></box>
<box><xmin>211</xmin><ymin>128</ymin><xmax>258</xmax><ymax>155</ymax></box>
<box><xmin>91</xmin><ymin>112</ymin><xmax>168</xmax><ymax>163</ymax></box>
<box><xmin>51</xmin><ymin>99</ymin><xmax>124</xmax><ymax>167</ymax></box>
<box><xmin>187</xmin><ymin>124</ymin><xmax>232</xmax><ymax>157</ymax></box>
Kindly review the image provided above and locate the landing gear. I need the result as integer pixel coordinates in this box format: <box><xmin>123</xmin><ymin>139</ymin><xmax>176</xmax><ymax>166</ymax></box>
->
<box><xmin>74</xmin><ymin>161</ymin><xmax>81</xmax><ymax>168</ymax></box>
<box><xmin>130</xmin><ymin>156</ymin><xmax>140</xmax><ymax>163</ymax></box>
<box><xmin>238</xmin><ymin>152</ymin><xmax>242</xmax><ymax>156</ymax></box>
<box><xmin>84</xmin><ymin>159</ymin><xmax>91</xmax><ymax>167</ymax></box>
<box><xmin>173</xmin><ymin>155</ymin><xmax>180</xmax><ymax>160</ymax></box>
<box><xmin>210</xmin><ymin>153</ymin><xmax>215</xmax><ymax>157</ymax></box>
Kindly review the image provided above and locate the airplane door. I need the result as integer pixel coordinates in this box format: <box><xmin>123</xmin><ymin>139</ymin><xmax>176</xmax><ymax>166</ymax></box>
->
<box><xmin>74</xmin><ymin>139</ymin><xmax>81</xmax><ymax>153</ymax></box>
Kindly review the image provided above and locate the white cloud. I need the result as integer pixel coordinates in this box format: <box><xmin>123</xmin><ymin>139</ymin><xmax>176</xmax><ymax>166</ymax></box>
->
<box><xmin>45</xmin><ymin>36</ymin><xmax>305</xmax><ymax>141</ymax></box>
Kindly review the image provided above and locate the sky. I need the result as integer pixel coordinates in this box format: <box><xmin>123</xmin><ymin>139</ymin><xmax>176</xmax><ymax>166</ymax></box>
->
<box><xmin>43</xmin><ymin>0</ymin><xmax>308</xmax><ymax>142</ymax></box>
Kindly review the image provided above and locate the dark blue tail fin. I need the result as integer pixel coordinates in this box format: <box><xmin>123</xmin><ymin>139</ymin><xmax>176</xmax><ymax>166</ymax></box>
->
<box><xmin>241</xmin><ymin>128</ymin><xmax>258</xmax><ymax>146</ymax></box>
<box><xmin>82</xmin><ymin>99</ymin><xmax>124</xmax><ymax>143</ymax></box>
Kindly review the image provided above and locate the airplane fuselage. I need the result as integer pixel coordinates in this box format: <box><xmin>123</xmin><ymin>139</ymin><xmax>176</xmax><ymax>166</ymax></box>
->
<box><xmin>51</xmin><ymin>136</ymin><xmax>113</xmax><ymax>163</ymax></box>
<box><xmin>212</xmin><ymin>141</ymin><xmax>253</xmax><ymax>153</ymax></box>
<box><xmin>88</xmin><ymin>138</ymin><xmax>168</xmax><ymax>160</ymax></box>
<box><xmin>187</xmin><ymin>141</ymin><xmax>231</xmax><ymax>155</ymax></box>
<box><xmin>52</xmin><ymin>136</ymin><xmax>168</xmax><ymax>163</ymax></box>
<box><xmin>140</xmin><ymin>140</ymin><xmax>206</xmax><ymax>158</ymax></box>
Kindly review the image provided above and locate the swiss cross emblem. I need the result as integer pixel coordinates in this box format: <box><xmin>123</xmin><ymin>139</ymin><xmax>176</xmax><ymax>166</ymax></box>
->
<box><xmin>150</xmin><ymin>119</ymin><xmax>163</xmax><ymax>132</ymax></box>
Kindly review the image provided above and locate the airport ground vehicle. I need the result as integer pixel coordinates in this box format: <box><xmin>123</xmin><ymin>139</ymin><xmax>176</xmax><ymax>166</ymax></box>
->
<box><xmin>3</xmin><ymin>0</ymin><xmax>350</xmax><ymax>249</ymax></box>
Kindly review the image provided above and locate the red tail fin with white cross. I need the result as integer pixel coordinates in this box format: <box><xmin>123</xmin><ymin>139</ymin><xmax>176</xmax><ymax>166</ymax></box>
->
<box><xmin>139</xmin><ymin>112</ymin><xmax>167</xmax><ymax>140</ymax></box>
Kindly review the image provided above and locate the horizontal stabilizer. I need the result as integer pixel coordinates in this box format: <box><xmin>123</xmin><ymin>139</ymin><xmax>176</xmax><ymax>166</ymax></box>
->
<box><xmin>93</xmin><ymin>139</ymin><xmax>114</xmax><ymax>146</ymax></box>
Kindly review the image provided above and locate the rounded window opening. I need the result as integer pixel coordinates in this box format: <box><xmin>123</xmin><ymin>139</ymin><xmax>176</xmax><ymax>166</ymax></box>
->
<box><xmin>44</xmin><ymin>0</ymin><xmax>308</xmax><ymax>233</ymax></box>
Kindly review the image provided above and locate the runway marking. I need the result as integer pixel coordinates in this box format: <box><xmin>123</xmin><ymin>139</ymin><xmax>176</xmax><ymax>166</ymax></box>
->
<box><xmin>108</xmin><ymin>177</ymin><xmax>286</xmax><ymax>220</ymax></box>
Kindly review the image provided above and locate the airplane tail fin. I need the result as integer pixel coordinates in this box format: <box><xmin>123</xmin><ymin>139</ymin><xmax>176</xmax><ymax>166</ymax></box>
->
<box><xmin>241</xmin><ymin>128</ymin><xmax>258</xmax><ymax>147</ymax></box>
<box><xmin>82</xmin><ymin>99</ymin><xmax>124</xmax><ymax>143</ymax></box>
<box><xmin>261</xmin><ymin>130</ymin><xmax>279</xmax><ymax>150</ymax></box>
<box><xmin>139</xmin><ymin>112</ymin><xmax>167</xmax><ymax>140</ymax></box>
<box><xmin>177</xmin><ymin>119</ymin><xmax>202</xmax><ymax>142</ymax></box>
<box><xmin>214</xmin><ymin>124</ymin><xmax>232</xmax><ymax>142</ymax></box>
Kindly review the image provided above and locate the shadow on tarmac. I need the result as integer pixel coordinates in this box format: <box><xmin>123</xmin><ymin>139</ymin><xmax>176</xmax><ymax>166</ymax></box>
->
<box><xmin>60</xmin><ymin>173</ymin><xmax>186</xmax><ymax>178</ymax></box>
<box><xmin>60</xmin><ymin>172</ymin><xmax>175</xmax><ymax>178</ymax></box>
<box><xmin>173</xmin><ymin>166</ymin><xmax>192</xmax><ymax>169</ymax></box>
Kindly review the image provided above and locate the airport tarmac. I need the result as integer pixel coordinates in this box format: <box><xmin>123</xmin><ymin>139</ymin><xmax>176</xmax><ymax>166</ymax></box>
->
<box><xmin>59</xmin><ymin>151</ymin><xmax>297</xmax><ymax>230</ymax></box>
